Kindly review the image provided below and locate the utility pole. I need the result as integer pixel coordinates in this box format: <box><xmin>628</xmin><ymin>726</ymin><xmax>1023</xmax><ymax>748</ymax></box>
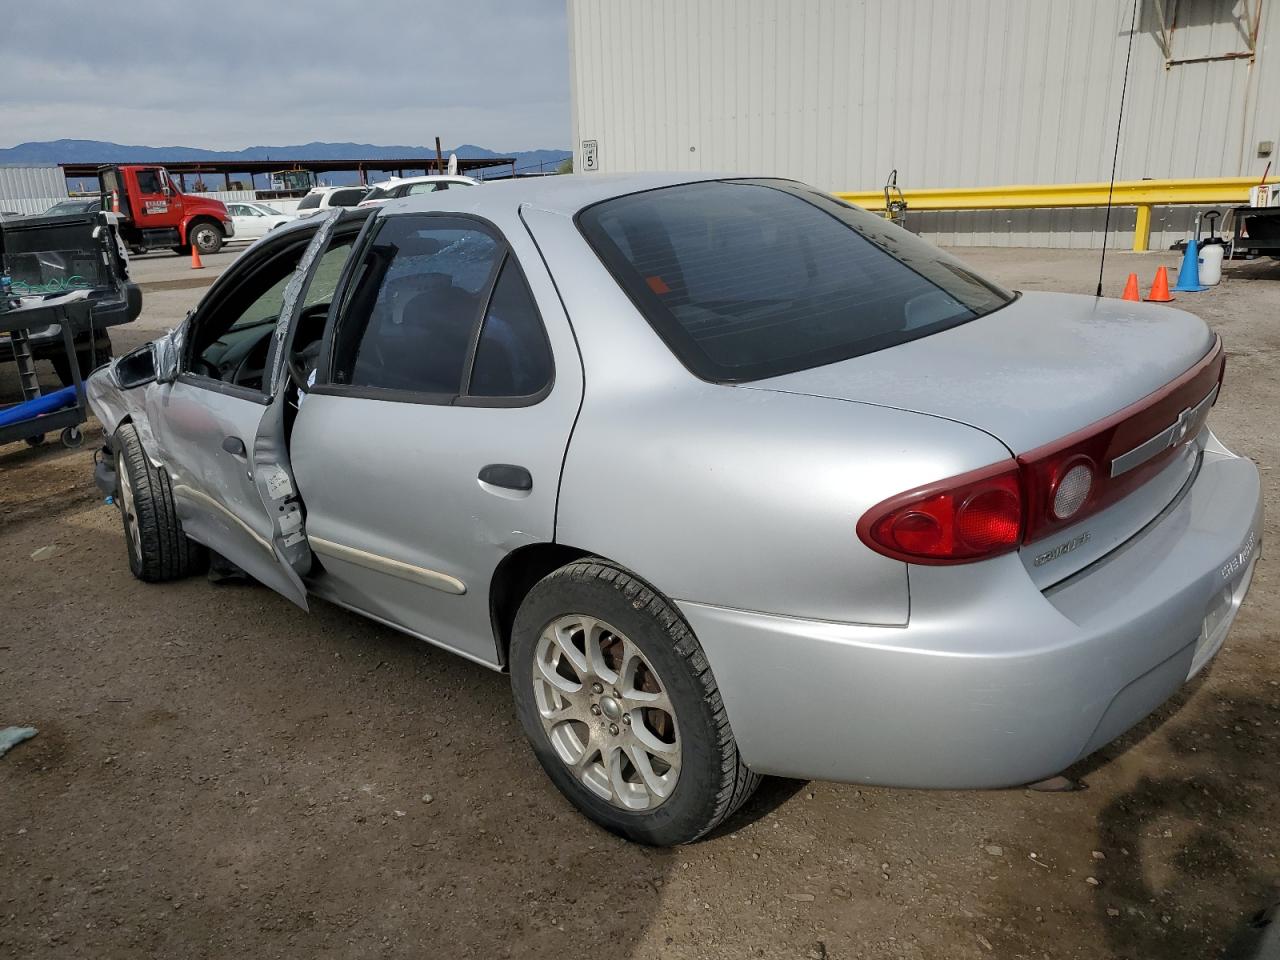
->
<box><xmin>435</xmin><ymin>136</ymin><xmax>444</xmax><ymax>175</ymax></box>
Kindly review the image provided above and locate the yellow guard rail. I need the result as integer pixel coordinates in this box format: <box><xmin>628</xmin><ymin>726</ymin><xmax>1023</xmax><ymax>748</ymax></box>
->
<box><xmin>834</xmin><ymin>177</ymin><xmax>1260</xmax><ymax>252</ymax></box>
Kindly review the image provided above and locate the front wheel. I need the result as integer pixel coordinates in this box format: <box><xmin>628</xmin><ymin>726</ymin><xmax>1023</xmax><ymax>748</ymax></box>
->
<box><xmin>510</xmin><ymin>559</ymin><xmax>760</xmax><ymax>845</ymax></box>
<box><xmin>113</xmin><ymin>423</ymin><xmax>206</xmax><ymax>582</ymax></box>
<box><xmin>187</xmin><ymin>221</ymin><xmax>223</xmax><ymax>256</ymax></box>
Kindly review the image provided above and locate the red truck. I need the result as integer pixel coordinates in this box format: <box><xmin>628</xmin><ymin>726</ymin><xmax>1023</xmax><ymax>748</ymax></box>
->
<box><xmin>99</xmin><ymin>164</ymin><xmax>234</xmax><ymax>257</ymax></box>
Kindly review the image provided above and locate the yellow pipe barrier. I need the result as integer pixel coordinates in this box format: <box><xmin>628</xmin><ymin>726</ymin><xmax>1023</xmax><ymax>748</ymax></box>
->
<box><xmin>834</xmin><ymin>177</ymin><xmax>1258</xmax><ymax>252</ymax></box>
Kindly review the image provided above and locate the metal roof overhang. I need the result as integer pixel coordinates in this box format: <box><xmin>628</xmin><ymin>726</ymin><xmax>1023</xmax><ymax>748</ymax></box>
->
<box><xmin>59</xmin><ymin>156</ymin><xmax>516</xmax><ymax>178</ymax></box>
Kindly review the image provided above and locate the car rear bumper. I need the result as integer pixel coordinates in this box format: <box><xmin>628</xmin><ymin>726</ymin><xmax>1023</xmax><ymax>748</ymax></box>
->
<box><xmin>678</xmin><ymin>430</ymin><xmax>1262</xmax><ymax>788</ymax></box>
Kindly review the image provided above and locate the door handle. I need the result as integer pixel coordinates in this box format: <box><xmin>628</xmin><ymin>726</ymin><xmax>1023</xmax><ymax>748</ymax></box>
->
<box><xmin>221</xmin><ymin>436</ymin><xmax>247</xmax><ymax>458</ymax></box>
<box><xmin>478</xmin><ymin>464</ymin><xmax>532</xmax><ymax>492</ymax></box>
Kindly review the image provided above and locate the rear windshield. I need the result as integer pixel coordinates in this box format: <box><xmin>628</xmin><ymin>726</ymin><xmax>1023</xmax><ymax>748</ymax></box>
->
<box><xmin>330</xmin><ymin>189</ymin><xmax>367</xmax><ymax>207</ymax></box>
<box><xmin>297</xmin><ymin>193</ymin><xmax>321</xmax><ymax>210</ymax></box>
<box><xmin>577</xmin><ymin>179</ymin><xmax>1014</xmax><ymax>382</ymax></box>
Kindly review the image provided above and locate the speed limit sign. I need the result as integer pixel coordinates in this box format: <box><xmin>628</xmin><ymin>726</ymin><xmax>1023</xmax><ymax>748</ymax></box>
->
<box><xmin>581</xmin><ymin>140</ymin><xmax>599</xmax><ymax>171</ymax></box>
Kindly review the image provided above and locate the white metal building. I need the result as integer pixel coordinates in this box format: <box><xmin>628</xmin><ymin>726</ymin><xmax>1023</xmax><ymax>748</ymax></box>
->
<box><xmin>0</xmin><ymin>165</ymin><xmax>69</xmax><ymax>215</ymax></box>
<box><xmin>568</xmin><ymin>0</ymin><xmax>1278</xmax><ymax>248</ymax></box>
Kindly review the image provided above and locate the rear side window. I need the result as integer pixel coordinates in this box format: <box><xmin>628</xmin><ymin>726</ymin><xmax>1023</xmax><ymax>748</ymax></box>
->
<box><xmin>577</xmin><ymin>179</ymin><xmax>1014</xmax><ymax>383</ymax></box>
<box><xmin>468</xmin><ymin>258</ymin><xmax>553</xmax><ymax>398</ymax></box>
<box><xmin>406</xmin><ymin>182</ymin><xmax>440</xmax><ymax>196</ymax></box>
<box><xmin>297</xmin><ymin>193</ymin><xmax>321</xmax><ymax>210</ymax></box>
<box><xmin>330</xmin><ymin>188</ymin><xmax>366</xmax><ymax>207</ymax></box>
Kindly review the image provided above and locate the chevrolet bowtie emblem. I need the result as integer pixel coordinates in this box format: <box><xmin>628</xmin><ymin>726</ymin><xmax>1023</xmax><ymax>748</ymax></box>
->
<box><xmin>1111</xmin><ymin>385</ymin><xmax>1217</xmax><ymax>478</ymax></box>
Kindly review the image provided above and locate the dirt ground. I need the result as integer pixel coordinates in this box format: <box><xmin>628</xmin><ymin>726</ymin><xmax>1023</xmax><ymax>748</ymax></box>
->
<box><xmin>1</xmin><ymin>248</ymin><xmax>1277</xmax><ymax>960</ymax></box>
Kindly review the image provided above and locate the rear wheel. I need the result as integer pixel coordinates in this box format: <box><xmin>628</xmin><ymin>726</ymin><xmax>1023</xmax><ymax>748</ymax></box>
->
<box><xmin>188</xmin><ymin>221</ymin><xmax>223</xmax><ymax>256</ymax></box>
<box><xmin>113</xmin><ymin>423</ymin><xmax>206</xmax><ymax>582</ymax></box>
<box><xmin>510</xmin><ymin>559</ymin><xmax>759</xmax><ymax>845</ymax></box>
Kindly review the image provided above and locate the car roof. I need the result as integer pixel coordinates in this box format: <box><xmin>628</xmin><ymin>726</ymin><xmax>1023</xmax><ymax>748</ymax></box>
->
<box><xmin>373</xmin><ymin>174</ymin><xmax>479</xmax><ymax>188</ymax></box>
<box><xmin>383</xmin><ymin>171</ymin><xmax>730</xmax><ymax>219</ymax></box>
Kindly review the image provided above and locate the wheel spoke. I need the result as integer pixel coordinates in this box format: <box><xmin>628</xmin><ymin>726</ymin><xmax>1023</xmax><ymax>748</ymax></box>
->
<box><xmin>535</xmin><ymin>651</ymin><xmax>582</xmax><ymax>696</ymax></box>
<box><xmin>546</xmin><ymin>622</ymin><xmax>591</xmax><ymax>678</ymax></box>
<box><xmin>632</xmin><ymin>721</ymin><xmax>680</xmax><ymax>759</ymax></box>
<box><xmin>621</xmin><ymin>687</ymin><xmax>673</xmax><ymax>716</ymax></box>
<box><xmin>607</xmin><ymin>745</ymin><xmax>643</xmax><ymax>809</ymax></box>
<box><xmin>538</xmin><ymin>691</ymin><xmax>584</xmax><ymax>723</ymax></box>
<box><xmin>582</xmin><ymin>618</ymin><xmax>616</xmax><ymax>683</ymax></box>
<box><xmin>625</xmin><ymin>743</ymin><xmax>674</xmax><ymax>801</ymax></box>
<box><xmin>570</xmin><ymin>734</ymin><xmax>601</xmax><ymax>773</ymax></box>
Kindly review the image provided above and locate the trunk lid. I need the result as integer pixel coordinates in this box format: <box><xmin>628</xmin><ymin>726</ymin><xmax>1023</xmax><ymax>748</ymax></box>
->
<box><xmin>748</xmin><ymin>290</ymin><xmax>1221</xmax><ymax>585</ymax></box>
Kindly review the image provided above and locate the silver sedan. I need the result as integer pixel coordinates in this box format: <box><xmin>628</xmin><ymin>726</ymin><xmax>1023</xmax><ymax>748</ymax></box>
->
<box><xmin>86</xmin><ymin>174</ymin><xmax>1262</xmax><ymax>845</ymax></box>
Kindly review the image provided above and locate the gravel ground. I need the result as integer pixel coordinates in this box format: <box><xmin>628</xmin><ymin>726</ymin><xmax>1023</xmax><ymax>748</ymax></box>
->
<box><xmin>1</xmin><ymin>247</ymin><xmax>1276</xmax><ymax>959</ymax></box>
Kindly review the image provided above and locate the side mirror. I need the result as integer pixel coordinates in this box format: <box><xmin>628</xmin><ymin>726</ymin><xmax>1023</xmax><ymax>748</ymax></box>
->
<box><xmin>113</xmin><ymin>344</ymin><xmax>159</xmax><ymax>389</ymax></box>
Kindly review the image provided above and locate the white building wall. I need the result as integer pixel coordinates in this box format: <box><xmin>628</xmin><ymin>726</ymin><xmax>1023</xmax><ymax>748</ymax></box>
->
<box><xmin>568</xmin><ymin>0</ymin><xmax>1279</xmax><ymax>248</ymax></box>
<box><xmin>0</xmin><ymin>165</ymin><xmax>69</xmax><ymax>214</ymax></box>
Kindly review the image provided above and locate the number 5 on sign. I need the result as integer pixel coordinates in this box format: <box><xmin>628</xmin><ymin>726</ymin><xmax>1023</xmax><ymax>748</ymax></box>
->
<box><xmin>581</xmin><ymin>140</ymin><xmax>598</xmax><ymax>171</ymax></box>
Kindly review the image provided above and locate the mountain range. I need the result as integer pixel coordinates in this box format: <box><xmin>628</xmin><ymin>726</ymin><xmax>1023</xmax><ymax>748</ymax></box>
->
<box><xmin>0</xmin><ymin>140</ymin><xmax>571</xmax><ymax>177</ymax></box>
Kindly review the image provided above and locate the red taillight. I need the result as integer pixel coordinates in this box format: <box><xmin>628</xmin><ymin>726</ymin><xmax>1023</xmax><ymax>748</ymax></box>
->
<box><xmin>858</xmin><ymin>462</ymin><xmax>1023</xmax><ymax>564</ymax></box>
<box><xmin>859</xmin><ymin>338</ymin><xmax>1225</xmax><ymax>566</ymax></box>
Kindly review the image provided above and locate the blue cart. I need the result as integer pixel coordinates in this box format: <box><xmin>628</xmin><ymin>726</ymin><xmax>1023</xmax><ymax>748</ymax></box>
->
<box><xmin>0</xmin><ymin>290</ymin><xmax>95</xmax><ymax>449</ymax></box>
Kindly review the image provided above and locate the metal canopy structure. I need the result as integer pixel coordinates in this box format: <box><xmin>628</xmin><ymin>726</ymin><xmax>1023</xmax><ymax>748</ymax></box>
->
<box><xmin>59</xmin><ymin>155</ymin><xmax>518</xmax><ymax>191</ymax></box>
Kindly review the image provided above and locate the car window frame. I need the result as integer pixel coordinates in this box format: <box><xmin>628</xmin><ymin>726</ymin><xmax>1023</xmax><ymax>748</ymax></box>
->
<box><xmin>310</xmin><ymin>211</ymin><xmax>555</xmax><ymax>409</ymax></box>
<box><xmin>177</xmin><ymin>222</ymin><xmax>325</xmax><ymax>405</ymax></box>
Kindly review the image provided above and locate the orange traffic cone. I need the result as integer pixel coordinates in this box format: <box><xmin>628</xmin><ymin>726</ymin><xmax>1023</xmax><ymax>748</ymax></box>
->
<box><xmin>1146</xmin><ymin>265</ymin><xmax>1175</xmax><ymax>302</ymax></box>
<box><xmin>1121</xmin><ymin>273</ymin><xmax>1140</xmax><ymax>301</ymax></box>
<box><xmin>190</xmin><ymin>244</ymin><xmax>204</xmax><ymax>270</ymax></box>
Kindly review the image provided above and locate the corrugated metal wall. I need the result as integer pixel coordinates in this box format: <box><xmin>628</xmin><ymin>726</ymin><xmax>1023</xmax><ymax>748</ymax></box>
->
<box><xmin>568</xmin><ymin>0</ymin><xmax>1279</xmax><ymax>248</ymax></box>
<box><xmin>0</xmin><ymin>166</ymin><xmax>69</xmax><ymax>213</ymax></box>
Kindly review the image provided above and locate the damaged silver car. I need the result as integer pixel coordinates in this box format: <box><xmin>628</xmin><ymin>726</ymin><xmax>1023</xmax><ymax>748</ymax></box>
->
<box><xmin>88</xmin><ymin>175</ymin><xmax>1261</xmax><ymax>845</ymax></box>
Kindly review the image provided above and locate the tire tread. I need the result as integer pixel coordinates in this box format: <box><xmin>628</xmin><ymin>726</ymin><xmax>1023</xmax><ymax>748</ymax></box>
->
<box><xmin>115</xmin><ymin>423</ymin><xmax>205</xmax><ymax>582</ymax></box>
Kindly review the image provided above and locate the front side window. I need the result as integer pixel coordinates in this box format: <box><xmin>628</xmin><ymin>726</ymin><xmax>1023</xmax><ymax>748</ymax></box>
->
<box><xmin>328</xmin><ymin>215</ymin><xmax>553</xmax><ymax>402</ymax></box>
<box><xmin>297</xmin><ymin>192</ymin><xmax>321</xmax><ymax>210</ymax></box>
<box><xmin>134</xmin><ymin>169</ymin><xmax>162</xmax><ymax>194</ymax></box>
<box><xmin>332</xmin><ymin>216</ymin><xmax>501</xmax><ymax>395</ymax></box>
<box><xmin>578</xmin><ymin>179</ymin><xmax>1014</xmax><ymax>383</ymax></box>
<box><xmin>188</xmin><ymin>246</ymin><xmax>307</xmax><ymax>391</ymax></box>
<box><xmin>406</xmin><ymin>182</ymin><xmax>441</xmax><ymax>196</ymax></box>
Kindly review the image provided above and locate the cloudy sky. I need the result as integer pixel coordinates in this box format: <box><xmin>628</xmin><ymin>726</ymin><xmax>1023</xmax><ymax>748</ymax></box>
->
<box><xmin>1</xmin><ymin>0</ymin><xmax>571</xmax><ymax>150</ymax></box>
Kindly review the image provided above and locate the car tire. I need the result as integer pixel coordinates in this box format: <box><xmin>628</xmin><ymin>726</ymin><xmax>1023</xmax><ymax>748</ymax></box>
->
<box><xmin>113</xmin><ymin>423</ymin><xmax>206</xmax><ymax>582</ymax></box>
<box><xmin>510</xmin><ymin>558</ymin><xmax>760</xmax><ymax>845</ymax></box>
<box><xmin>52</xmin><ymin>334</ymin><xmax>113</xmax><ymax>387</ymax></box>
<box><xmin>188</xmin><ymin>222</ymin><xmax>223</xmax><ymax>256</ymax></box>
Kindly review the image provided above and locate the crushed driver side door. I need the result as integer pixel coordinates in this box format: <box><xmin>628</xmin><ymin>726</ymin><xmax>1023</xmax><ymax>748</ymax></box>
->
<box><xmin>145</xmin><ymin>212</ymin><xmax>357</xmax><ymax>608</ymax></box>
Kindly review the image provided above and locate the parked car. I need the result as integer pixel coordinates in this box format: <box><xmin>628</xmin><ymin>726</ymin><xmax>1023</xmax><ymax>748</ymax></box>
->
<box><xmin>356</xmin><ymin>174</ymin><xmax>480</xmax><ymax>208</ymax></box>
<box><xmin>225</xmin><ymin>201</ymin><xmax>296</xmax><ymax>242</ymax></box>
<box><xmin>84</xmin><ymin>174</ymin><xmax>1261</xmax><ymax>845</ymax></box>
<box><xmin>294</xmin><ymin>185</ymin><xmax>369</xmax><ymax>218</ymax></box>
<box><xmin>2</xmin><ymin>208</ymin><xmax>141</xmax><ymax>385</ymax></box>
<box><xmin>43</xmin><ymin>198</ymin><xmax>102</xmax><ymax>216</ymax></box>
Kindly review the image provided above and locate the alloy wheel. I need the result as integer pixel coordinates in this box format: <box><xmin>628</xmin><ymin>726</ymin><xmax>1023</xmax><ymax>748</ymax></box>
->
<box><xmin>532</xmin><ymin>614</ymin><xmax>681</xmax><ymax>811</ymax></box>
<box><xmin>117</xmin><ymin>452</ymin><xmax>141</xmax><ymax>559</ymax></box>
